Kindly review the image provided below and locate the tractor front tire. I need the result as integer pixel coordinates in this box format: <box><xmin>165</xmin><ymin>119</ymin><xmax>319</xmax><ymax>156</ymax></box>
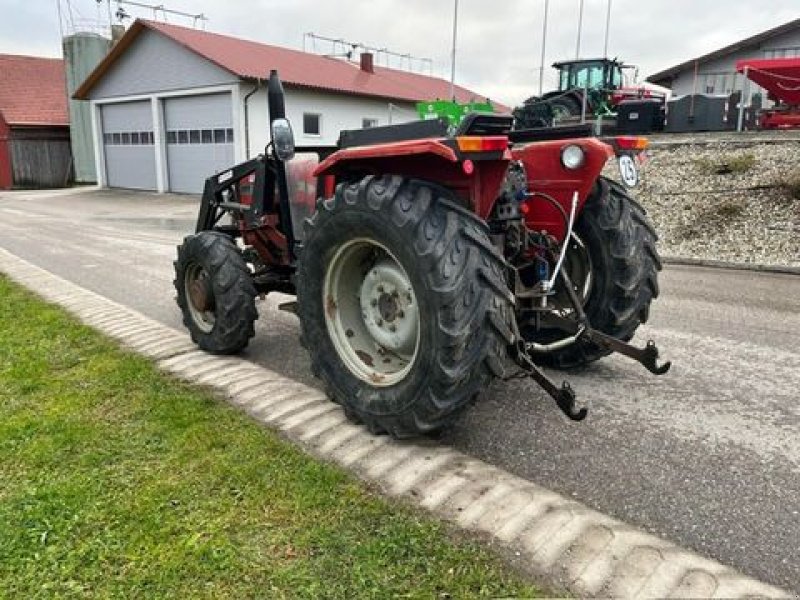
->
<box><xmin>526</xmin><ymin>176</ymin><xmax>661</xmax><ymax>369</ymax></box>
<box><xmin>296</xmin><ymin>175</ymin><xmax>515</xmax><ymax>438</ymax></box>
<box><xmin>174</xmin><ymin>231</ymin><xmax>257</xmax><ymax>354</ymax></box>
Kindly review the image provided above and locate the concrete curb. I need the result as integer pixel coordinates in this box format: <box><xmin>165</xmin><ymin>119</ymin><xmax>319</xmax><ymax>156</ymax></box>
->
<box><xmin>0</xmin><ymin>247</ymin><xmax>792</xmax><ymax>599</ymax></box>
<box><xmin>663</xmin><ymin>256</ymin><xmax>800</xmax><ymax>276</ymax></box>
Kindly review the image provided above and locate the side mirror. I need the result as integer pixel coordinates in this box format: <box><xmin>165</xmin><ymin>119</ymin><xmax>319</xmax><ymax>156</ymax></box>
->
<box><xmin>271</xmin><ymin>118</ymin><xmax>295</xmax><ymax>161</ymax></box>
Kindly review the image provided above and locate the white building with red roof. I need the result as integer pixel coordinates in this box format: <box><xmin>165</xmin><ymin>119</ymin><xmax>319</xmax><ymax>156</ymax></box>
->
<box><xmin>74</xmin><ymin>19</ymin><xmax>504</xmax><ymax>194</ymax></box>
<box><xmin>0</xmin><ymin>54</ymin><xmax>72</xmax><ymax>189</ymax></box>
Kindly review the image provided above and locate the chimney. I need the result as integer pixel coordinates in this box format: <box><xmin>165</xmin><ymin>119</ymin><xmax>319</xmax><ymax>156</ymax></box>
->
<box><xmin>360</xmin><ymin>52</ymin><xmax>374</xmax><ymax>74</ymax></box>
<box><xmin>111</xmin><ymin>24</ymin><xmax>125</xmax><ymax>44</ymax></box>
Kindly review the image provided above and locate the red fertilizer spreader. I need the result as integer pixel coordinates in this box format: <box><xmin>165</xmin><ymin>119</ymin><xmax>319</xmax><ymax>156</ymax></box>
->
<box><xmin>737</xmin><ymin>57</ymin><xmax>800</xmax><ymax>129</ymax></box>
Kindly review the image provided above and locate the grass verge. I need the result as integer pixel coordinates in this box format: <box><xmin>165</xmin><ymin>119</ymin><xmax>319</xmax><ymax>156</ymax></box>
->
<box><xmin>0</xmin><ymin>275</ymin><xmax>538</xmax><ymax>599</ymax></box>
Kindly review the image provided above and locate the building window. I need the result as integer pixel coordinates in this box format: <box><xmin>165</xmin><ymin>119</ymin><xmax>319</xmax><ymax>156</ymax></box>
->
<box><xmin>104</xmin><ymin>130</ymin><xmax>154</xmax><ymax>145</ymax></box>
<box><xmin>362</xmin><ymin>118</ymin><xmax>378</xmax><ymax>129</ymax></box>
<box><xmin>701</xmin><ymin>72</ymin><xmax>733</xmax><ymax>95</ymax></box>
<box><xmin>165</xmin><ymin>128</ymin><xmax>233</xmax><ymax>145</ymax></box>
<box><xmin>303</xmin><ymin>113</ymin><xmax>321</xmax><ymax>136</ymax></box>
<box><xmin>764</xmin><ymin>46</ymin><xmax>800</xmax><ymax>59</ymax></box>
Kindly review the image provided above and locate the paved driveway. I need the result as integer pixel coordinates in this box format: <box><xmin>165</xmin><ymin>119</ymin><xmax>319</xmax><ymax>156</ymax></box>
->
<box><xmin>1</xmin><ymin>188</ymin><xmax>798</xmax><ymax>591</ymax></box>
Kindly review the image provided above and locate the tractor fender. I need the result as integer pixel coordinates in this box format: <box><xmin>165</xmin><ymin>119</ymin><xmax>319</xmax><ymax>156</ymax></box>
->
<box><xmin>545</xmin><ymin>89</ymin><xmax>588</xmax><ymax>111</ymax></box>
<box><xmin>313</xmin><ymin>139</ymin><xmax>458</xmax><ymax>178</ymax></box>
<box><xmin>313</xmin><ymin>138</ymin><xmax>511</xmax><ymax>219</ymax></box>
<box><xmin>511</xmin><ymin>137</ymin><xmax>614</xmax><ymax>241</ymax></box>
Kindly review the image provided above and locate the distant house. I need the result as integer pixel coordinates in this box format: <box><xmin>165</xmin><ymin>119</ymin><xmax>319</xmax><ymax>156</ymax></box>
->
<box><xmin>0</xmin><ymin>54</ymin><xmax>71</xmax><ymax>190</ymax></box>
<box><xmin>74</xmin><ymin>19</ymin><xmax>504</xmax><ymax>194</ymax></box>
<box><xmin>647</xmin><ymin>17</ymin><xmax>800</xmax><ymax>101</ymax></box>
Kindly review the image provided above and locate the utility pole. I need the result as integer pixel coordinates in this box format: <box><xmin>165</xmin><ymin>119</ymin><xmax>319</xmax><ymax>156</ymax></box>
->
<box><xmin>576</xmin><ymin>0</ymin><xmax>584</xmax><ymax>59</ymax></box>
<box><xmin>538</xmin><ymin>0</ymin><xmax>549</xmax><ymax>96</ymax></box>
<box><xmin>603</xmin><ymin>0</ymin><xmax>612</xmax><ymax>57</ymax></box>
<box><xmin>450</xmin><ymin>0</ymin><xmax>459</xmax><ymax>101</ymax></box>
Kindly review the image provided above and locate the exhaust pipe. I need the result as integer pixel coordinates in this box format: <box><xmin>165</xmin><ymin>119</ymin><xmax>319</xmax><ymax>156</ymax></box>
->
<box><xmin>267</xmin><ymin>69</ymin><xmax>286</xmax><ymax>123</ymax></box>
<box><xmin>265</xmin><ymin>70</ymin><xmax>294</xmax><ymax>258</ymax></box>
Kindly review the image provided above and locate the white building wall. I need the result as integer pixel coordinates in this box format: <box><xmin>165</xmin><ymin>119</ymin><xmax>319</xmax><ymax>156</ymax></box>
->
<box><xmin>243</xmin><ymin>83</ymin><xmax>418</xmax><ymax>157</ymax></box>
<box><xmin>666</xmin><ymin>27</ymin><xmax>800</xmax><ymax>103</ymax></box>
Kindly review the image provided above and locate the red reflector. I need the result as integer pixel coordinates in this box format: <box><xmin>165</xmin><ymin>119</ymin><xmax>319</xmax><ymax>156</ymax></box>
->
<box><xmin>462</xmin><ymin>159</ymin><xmax>475</xmax><ymax>175</ymax></box>
<box><xmin>520</xmin><ymin>201</ymin><xmax>530</xmax><ymax>215</ymax></box>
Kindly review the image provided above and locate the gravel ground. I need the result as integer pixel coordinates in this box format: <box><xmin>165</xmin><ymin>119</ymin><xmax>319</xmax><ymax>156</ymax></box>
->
<box><xmin>603</xmin><ymin>140</ymin><xmax>800</xmax><ymax>267</ymax></box>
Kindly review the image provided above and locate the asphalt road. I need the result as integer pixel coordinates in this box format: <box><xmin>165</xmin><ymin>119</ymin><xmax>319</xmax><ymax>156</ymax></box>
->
<box><xmin>2</xmin><ymin>188</ymin><xmax>798</xmax><ymax>591</ymax></box>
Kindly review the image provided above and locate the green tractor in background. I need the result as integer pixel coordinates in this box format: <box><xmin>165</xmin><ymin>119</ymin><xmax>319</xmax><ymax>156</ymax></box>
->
<box><xmin>514</xmin><ymin>58</ymin><xmax>665</xmax><ymax>129</ymax></box>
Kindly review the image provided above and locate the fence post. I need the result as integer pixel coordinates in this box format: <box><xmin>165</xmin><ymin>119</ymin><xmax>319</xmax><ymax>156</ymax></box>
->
<box><xmin>737</xmin><ymin>66</ymin><xmax>749</xmax><ymax>132</ymax></box>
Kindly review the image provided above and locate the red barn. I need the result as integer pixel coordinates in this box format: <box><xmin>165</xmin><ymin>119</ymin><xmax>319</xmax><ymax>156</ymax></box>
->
<box><xmin>0</xmin><ymin>54</ymin><xmax>71</xmax><ymax>189</ymax></box>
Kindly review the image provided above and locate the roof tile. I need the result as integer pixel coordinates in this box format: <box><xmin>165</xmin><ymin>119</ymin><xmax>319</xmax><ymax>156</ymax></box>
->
<box><xmin>78</xmin><ymin>19</ymin><xmax>508</xmax><ymax>112</ymax></box>
<box><xmin>0</xmin><ymin>54</ymin><xmax>68</xmax><ymax>126</ymax></box>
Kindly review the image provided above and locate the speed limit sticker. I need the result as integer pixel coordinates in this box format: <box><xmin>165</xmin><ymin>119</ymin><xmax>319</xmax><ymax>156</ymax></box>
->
<box><xmin>618</xmin><ymin>154</ymin><xmax>639</xmax><ymax>188</ymax></box>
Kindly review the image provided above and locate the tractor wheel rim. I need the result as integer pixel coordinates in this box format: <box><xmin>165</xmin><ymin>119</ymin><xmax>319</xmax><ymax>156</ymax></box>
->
<box><xmin>323</xmin><ymin>238</ymin><xmax>420</xmax><ymax>387</ymax></box>
<box><xmin>185</xmin><ymin>263</ymin><xmax>216</xmax><ymax>334</ymax></box>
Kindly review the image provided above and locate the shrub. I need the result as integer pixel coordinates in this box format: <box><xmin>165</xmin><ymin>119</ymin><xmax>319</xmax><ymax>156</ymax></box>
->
<box><xmin>778</xmin><ymin>170</ymin><xmax>800</xmax><ymax>200</ymax></box>
<box><xmin>694</xmin><ymin>152</ymin><xmax>756</xmax><ymax>175</ymax></box>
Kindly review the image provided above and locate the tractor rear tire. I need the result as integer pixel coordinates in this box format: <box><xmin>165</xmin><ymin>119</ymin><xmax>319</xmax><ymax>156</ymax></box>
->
<box><xmin>296</xmin><ymin>175</ymin><xmax>515</xmax><ymax>438</ymax></box>
<box><xmin>548</xmin><ymin>95</ymin><xmax>582</xmax><ymax>122</ymax></box>
<box><xmin>174</xmin><ymin>231</ymin><xmax>257</xmax><ymax>354</ymax></box>
<box><xmin>525</xmin><ymin>176</ymin><xmax>661</xmax><ymax>369</ymax></box>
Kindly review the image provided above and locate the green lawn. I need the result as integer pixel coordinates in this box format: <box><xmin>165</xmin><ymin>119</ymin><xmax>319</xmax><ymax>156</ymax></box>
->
<box><xmin>0</xmin><ymin>275</ymin><xmax>537</xmax><ymax>599</ymax></box>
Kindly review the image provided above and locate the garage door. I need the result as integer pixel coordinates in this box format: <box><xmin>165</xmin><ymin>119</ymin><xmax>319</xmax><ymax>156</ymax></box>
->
<box><xmin>101</xmin><ymin>101</ymin><xmax>157</xmax><ymax>190</ymax></box>
<box><xmin>164</xmin><ymin>93</ymin><xmax>235</xmax><ymax>194</ymax></box>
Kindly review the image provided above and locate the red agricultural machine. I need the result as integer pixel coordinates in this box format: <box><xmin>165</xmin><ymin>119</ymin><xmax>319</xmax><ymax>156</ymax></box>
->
<box><xmin>174</xmin><ymin>71</ymin><xmax>669</xmax><ymax>438</ymax></box>
<box><xmin>737</xmin><ymin>57</ymin><xmax>800</xmax><ymax>129</ymax></box>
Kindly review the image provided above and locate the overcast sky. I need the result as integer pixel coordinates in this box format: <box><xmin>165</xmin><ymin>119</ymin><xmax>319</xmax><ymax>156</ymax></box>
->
<box><xmin>1</xmin><ymin>1</ymin><xmax>797</xmax><ymax>105</ymax></box>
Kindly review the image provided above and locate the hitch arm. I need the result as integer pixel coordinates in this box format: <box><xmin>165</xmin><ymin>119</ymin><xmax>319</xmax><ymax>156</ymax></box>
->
<box><xmin>554</xmin><ymin>267</ymin><xmax>671</xmax><ymax>376</ymax></box>
<box><xmin>582</xmin><ymin>330</ymin><xmax>671</xmax><ymax>375</ymax></box>
<box><xmin>509</xmin><ymin>342</ymin><xmax>588</xmax><ymax>421</ymax></box>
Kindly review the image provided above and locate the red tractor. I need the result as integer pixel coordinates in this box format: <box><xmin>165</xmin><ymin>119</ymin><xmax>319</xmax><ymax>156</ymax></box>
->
<box><xmin>174</xmin><ymin>71</ymin><xmax>669</xmax><ymax>437</ymax></box>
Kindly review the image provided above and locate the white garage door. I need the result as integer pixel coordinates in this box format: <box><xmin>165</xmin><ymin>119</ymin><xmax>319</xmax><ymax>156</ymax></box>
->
<box><xmin>101</xmin><ymin>101</ymin><xmax>157</xmax><ymax>190</ymax></box>
<box><xmin>164</xmin><ymin>93</ymin><xmax>235</xmax><ymax>194</ymax></box>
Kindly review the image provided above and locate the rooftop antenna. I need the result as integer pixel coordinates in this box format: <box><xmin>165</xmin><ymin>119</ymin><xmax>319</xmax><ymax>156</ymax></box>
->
<box><xmin>303</xmin><ymin>32</ymin><xmax>433</xmax><ymax>75</ymax></box>
<box><xmin>103</xmin><ymin>0</ymin><xmax>208</xmax><ymax>27</ymax></box>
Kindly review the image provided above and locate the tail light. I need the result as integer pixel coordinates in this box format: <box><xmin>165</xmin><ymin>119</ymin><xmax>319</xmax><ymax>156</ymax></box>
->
<box><xmin>455</xmin><ymin>136</ymin><xmax>508</xmax><ymax>153</ymax></box>
<box><xmin>614</xmin><ymin>136</ymin><xmax>649</xmax><ymax>151</ymax></box>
